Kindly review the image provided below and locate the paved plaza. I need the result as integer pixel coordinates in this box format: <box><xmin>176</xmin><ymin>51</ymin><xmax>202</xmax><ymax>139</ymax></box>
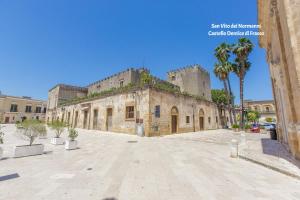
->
<box><xmin>1</xmin><ymin>124</ymin><xmax>300</xmax><ymax>200</ymax></box>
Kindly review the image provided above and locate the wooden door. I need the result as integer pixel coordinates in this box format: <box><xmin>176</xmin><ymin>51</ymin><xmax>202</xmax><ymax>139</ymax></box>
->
<box><xmin>171</xmin><ymin>115</ymin><xmax>177</xmax><ymax>133</ymax></box>
<box><xmin>199</xmin><ymin>117</ymin><xmax>204</xmax><ymax>131</ymax></box>
<box><xmin>83</xmin><ymin>111</ymin><xmax>88</xmax><ymax>129</ymax></box>
<box><xmin>106</xmin><ymin>108</ymin><xmax>112</xmax><ymax>131</ymax></box>
<box><xmin>5</xmin><ymin>117</ymin><xmax>9</xmax><ymax>123</ymax></box>
<box><xmin>74</xmin><ymin>112</ymin><xmax>78</xmax><ymax>128</ymax></box>
<box><xmin>93</xmin><ymin>109</ymin><xmax>98</xmax><ymax>129</ymax></box>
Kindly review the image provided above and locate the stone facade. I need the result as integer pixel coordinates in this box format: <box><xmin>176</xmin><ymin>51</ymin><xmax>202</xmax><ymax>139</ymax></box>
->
<box><xmin>87</xmin><ymin>68</ymin><xmax>149</xmax><ymax>95</ymax></box>
<box><xmin>52</xmin><ymin>87</ymin><xmax>225</xmax><ymax>136</ymax></box>
<box><xmin>47</xmin><ymin>66</ymin><xmax>228</xmax><ymax>136</ymax></box>
<box><xmin>258</xmin><ymin>0</ymin><xmax>300</xmax><ymax>158</ymax></box>
<box><xmin>167</xmin><ymin>65</ymin><xmax>212</xmax><ymax>100</ymax></box>
<box><xmin>47</xmin><ymin>84</ymin><xmax>88</xmax><ymax>110</ymax></box>
<box><xmin>244</xmin><ymin>100</ymin><xmax>276</xmax><ymax>123</ymax></box>
<box><xmin>0</xmin><ymin>94</ymin><xmax>47</xmax><ymax>123</ymax></box>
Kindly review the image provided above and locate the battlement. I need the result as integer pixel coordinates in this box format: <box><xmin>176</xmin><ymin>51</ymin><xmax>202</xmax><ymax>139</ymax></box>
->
<box><xmin>88</xmin><ymin>67</ymin><xmax>149</xmax><ymax>87</ymax></box>
<box><xmin>167</xmin><ymin>64</ymin><xmax>209</xmax><ymax>75</ymax></box>
<box><xmin>49</xmin><ymin>84</ymin><xmax>88</xmax><ymax>92</ymax></box>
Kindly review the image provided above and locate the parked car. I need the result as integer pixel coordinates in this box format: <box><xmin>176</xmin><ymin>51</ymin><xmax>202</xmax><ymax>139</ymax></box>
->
<box><xmin>262</xmin><ymin>123</ymin><xmax>276</xmax><ymax>131</ymax></box>
<box><xmin>251</xmin><ymin>124</ymin><xmax>260</xmax><ymax>133</ymax></box>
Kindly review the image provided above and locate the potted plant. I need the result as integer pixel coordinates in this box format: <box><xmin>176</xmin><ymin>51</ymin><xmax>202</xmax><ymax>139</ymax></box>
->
<box><xmin>260</xmin><ymin>125</ymin><xmax>266</xmax><ymax>134</ymax></box>
<box><xmin>38</xmin><ymin>126</ymin><xmax>47</xmax><ymax>139</ymax></box>
<box><xmin>49</xmin><ymin>120</ymin><xmax>66</xmax><ymax>145</ymax></box>
<box><xmin>232</xmin><ymin>124</ymin><xmax>240</xmax><ymax>132</ymax></box>
<box><xmin>65</xmin><ymin>128</ymin><xmax>78</xmax><ymax>150</ymax></box>
<box><xmin>0</xmin><ymin>126</ymin><xmax>4</xmax><ymax>159</ymax></box>
<box><xmin>244</xmin><ymin>124</ymin><xmax>251</xmax><ymax>133</ymax></box>
<box><xmin>14</xmin><ymin>120</ymin><xmax>45</xmax><ymax>158</ymax></box>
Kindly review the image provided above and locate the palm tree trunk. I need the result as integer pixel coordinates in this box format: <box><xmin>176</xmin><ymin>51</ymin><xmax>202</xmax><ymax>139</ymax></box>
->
<box><xmin>227</xmin><ymin>77</ymin><xmax>237</xmax><ymax>124</ymax></box>
<box><xmin>240</xmin><ymin>71</ymin><xmax>245</xmax><ymax>129</ymax></box>
<box><xmin>223</xmin><ymin>80</ymin><xmax>233</xmax><ymax>126</ymax></box>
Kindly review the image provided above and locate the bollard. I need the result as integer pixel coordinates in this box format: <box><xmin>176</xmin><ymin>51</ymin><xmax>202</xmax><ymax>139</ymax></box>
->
<box><xmin>240</xmin><ymin>133</ymin><xmax>246</xmax><ymax>146</ymax></box>
<box><xmin>0</xmin><ymin>147</ymin><xmax>3</xmax><ymax>160</ymax></box>
<box><xmin>230</xmin><ymin>139</ymin><xmax>238</xmax><ymax>158</ymax></box>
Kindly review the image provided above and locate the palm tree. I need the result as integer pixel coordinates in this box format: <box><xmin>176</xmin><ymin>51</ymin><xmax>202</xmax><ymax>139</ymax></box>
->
<box><xmin>213</xmin><ymin>62</ymin><xmax>233</xmax><ymax>125</ymax></box>
<box><xmin>214</xmin><ymin>43</ymin><xmax>236</xmax><ymax>124</ymax></box>
<box><xmin>232</xmin><ymin>37</ymin><xmax>253</xmax><ymax>129</ymax></box>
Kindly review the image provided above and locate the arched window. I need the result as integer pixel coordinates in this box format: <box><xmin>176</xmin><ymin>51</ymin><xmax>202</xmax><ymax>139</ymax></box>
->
<box><xmin>171</xmin><ymin>106</ymin><xmax>179</xmax><ymax>115</ymax></box>
<box><xmin>199</xmin><ymin>108</ymin><xmax>204</xmax><ymax>116</ymax></box>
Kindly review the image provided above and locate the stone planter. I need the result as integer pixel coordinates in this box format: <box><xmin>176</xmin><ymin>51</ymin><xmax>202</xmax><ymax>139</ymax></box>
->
<box><xmin>233</xmin><ymin>128</ymin><xmax>239</xmax><ymax>132</ymax></box>
<box><xmin>51</xmin><ymin>137</ymin><xmax>64</xmax><ymax>145</ymax></box>
<box><xmin>0</xmin><ymin>147</ymin><xmax>3</xmax><ymax>159</ymax></box>
<box><xmin>65</xmin><ymin>140</ymin><xmax>78</xmax><ymax>150</ymax></box>
<box><xmin>260</xmin><ymin>129</ymin><xmax>267</xmax><ymax>134</ymax></box>
<box><xmin>14</xmin><ymin>144</ymin><xmax>44</xmax><ymax>158</ymax></box>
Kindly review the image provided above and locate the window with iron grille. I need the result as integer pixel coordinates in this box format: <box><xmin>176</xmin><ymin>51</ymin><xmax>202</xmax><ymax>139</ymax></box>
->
<box><xmin>10</xmin><ymin>104</ymin><xmax>18</xmax><ymax>112</ymax></box>
<box><xmin>25</xmin><ymin>106</ymin><xmax>32</xmax><ymax>113</ymax></box>
<box><xmin>155</xmin><ymin>105</ymin><xmax>160</xmax><ymax>118</ymax></box>
<box><xmin>35</xmin><ymin>107</ymin><xmax>42</xmax><ymax>113</ymax></box>
<box><xmin>186</xmin><ymin>116</ymin><xmax>190</xmax><ymax>124</ymax></box>
<box><xmin>126</xmin><ymin>106</ymin><xmax>134</xmax><ymax>119</ymax></box>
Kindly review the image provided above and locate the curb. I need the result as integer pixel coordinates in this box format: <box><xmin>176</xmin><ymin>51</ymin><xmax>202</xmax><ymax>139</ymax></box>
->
<box><xmin>238</xmin><ymin>154</ymin><xmax>300</xmax><ymax>180</ymax></box>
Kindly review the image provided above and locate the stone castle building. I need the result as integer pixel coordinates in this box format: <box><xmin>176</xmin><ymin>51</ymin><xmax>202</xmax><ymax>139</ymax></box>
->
<box><xmin>244</xmin><ymin>99</ymin><xmax>276</xmax><ymax>123</ymax></box>
<box><xmin>0</xmin><ymin>94</ymin><xmax>47</xmax><ymax>123</ymax></box>
<box><xmin>47</xmin><ymin>65</ymin><xmax>228</xmax><ymax>136</ymax></box>
<box><xmin>258</xmin><ymin>0</ymin><xmax>300</xmax><ymax>158</ymax></box>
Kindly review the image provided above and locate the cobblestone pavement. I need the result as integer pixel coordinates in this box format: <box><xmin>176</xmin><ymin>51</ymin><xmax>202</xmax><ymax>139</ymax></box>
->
<box><xmin>1</xmin><ymin>124</ymin><xmax>300</xmax><ymax>200</ymax></box>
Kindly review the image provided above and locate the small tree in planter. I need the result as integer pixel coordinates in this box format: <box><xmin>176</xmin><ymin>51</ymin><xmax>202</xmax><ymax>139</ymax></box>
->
<box><xmin>244</xmin><ymin>124</ymin><xmax>251</xmax><ymax>133</ymax></box>
<box><xmin>49</xmin><ymin>120</ymin><xmax>66</xmax><ymax>145</ymax></box>
<box><xmin>0</xmin><ymin>126</ymin><xmax>4</xmax><ymax>159</ymax></box>
<box><xmin>65</xmin><ymin>128</ymin><xmax>79</xmax><ymax>150</ymax></box>
<box><xmin>14</xmin><ymin>120</ymin><xmax>46</xmax><ymax>158</ymax></box>
<box><xmin>232</xmin><ymin>124</ymin><xmax>240</xmax><ymax>132</ymax></box>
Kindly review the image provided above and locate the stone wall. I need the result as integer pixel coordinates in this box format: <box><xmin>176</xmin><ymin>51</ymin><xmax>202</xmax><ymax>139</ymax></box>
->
<box><xmin>167</xmin><ymin>65</ymin><xmax>212</xmax><ymax>100</ymax></box>
<box><xmin>49</xmin><ymin>87</ymin><xmax>228</xmax><ymax>136</ymax></box>
<box><xmin>258</xmin><ymin>0</ymin><xmax>300</xmax><ymax>158</ymax></box>
<box><xmin>54</xmin><ymin>89</ymin><xmax>150</xmax><ymax>135</ymax></box>
<box><xmin>47</xmin><ymin>84</ymin><xmax>88</xmax><ymax>110</ymax></box>
<box><xmin>87</xmin><ymin>68</ymin><xmax>149</xmax><ymax>95</ymax></box>
<box><xmin>148</xmin><ymin>88</ymin><xmax>221</xmax><ymax>136</ymax></box>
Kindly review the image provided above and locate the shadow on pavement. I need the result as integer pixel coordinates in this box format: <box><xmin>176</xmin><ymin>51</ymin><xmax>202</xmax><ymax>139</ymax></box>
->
<box><xmin>261</xmin><ymin>138</ymin><xmax>300</xmax><ymax>169</ymax></box>
<box><xmin>0</xmin><ymin>173</ymin><xmax>20</xmax><ymax>181</ymax></box>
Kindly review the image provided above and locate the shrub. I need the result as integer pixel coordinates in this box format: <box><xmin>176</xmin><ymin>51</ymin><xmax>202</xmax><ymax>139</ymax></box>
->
<box><xmin>48</xmin><ymin>120</ymin><xmax>66</xmax><ymax>138</ymax></box>
<box><xmin>19</xmin><ymin>120</ymin><xmax>46</xmax><ymax>145</ymax></box>
<box><xmin>244</xmin><ymin>124</ymin><xmax>251</xmax><ymax>129</ymax></box>
<box><xmin>68</xmin><ymin>128</ymin><xmax>78</xmax><ymax>141</ymax></box>
<box><xmin>260</xmin><ymin>125</ymin><xmax>265</xmax><ymax>129</ymax></box>
<box><xmin>265</xmin><ymin>117</ymin><xmax>274</xmax><ymax>123</ymax></box>
<box><xmin>232</xmin><ymin>124</ymin><xmax>239</xmax><ymax>129</ymax></box>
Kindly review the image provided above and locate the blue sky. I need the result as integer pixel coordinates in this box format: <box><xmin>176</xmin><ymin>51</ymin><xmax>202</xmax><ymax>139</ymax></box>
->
<box><xmin>0</xmin><ymin>0</ymin><xmax>272</xmax><ymax>102</ymax></box>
